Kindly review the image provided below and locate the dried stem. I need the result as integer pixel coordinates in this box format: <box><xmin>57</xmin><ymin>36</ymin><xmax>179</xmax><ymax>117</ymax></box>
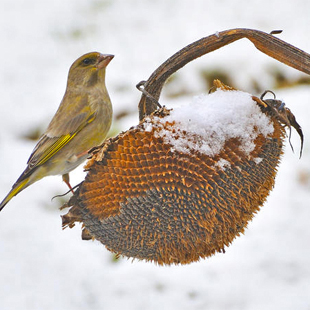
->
<box><xmin>138</xmin><ymin>28</ymin><xmax>310</xmax><ymax>120</ymax></box>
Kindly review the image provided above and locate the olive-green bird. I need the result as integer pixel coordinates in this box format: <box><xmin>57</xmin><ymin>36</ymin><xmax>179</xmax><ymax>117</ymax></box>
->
<box><xmin>0</xmin><ymin>52</ymin><xmax>114</xmax><ymax>211</ymax></box>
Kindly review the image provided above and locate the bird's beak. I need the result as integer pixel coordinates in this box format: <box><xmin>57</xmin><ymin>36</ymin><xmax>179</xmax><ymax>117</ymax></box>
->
<box><xmin>97</xmin><ymin>54</ymin><xmax>114</xmax><ymax>69</ymax></box>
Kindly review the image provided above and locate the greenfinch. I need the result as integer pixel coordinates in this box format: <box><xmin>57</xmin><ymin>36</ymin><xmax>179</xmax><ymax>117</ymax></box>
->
<box><xmin>0</xmin><ymin>52</ymin><xmax>114</xmax><ymax>211</ymax></box>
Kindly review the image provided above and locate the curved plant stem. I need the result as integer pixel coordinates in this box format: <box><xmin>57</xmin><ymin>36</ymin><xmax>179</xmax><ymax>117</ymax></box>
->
<box><xmin>138</xmin><ymin>28</ymin><xmax>310</xmax><ymax>120</ymax></box>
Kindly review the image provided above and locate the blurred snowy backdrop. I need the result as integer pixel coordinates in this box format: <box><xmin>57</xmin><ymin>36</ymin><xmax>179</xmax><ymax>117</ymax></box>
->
<box><xmin>0</xmin><ymin>0</ymin><xmax>310</xmax><ymax>309</ymax></box>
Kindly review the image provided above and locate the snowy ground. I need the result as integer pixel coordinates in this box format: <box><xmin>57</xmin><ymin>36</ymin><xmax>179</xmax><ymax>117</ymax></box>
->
<box><xmin>0</xmin><ymin>0</ymin><xmax>310</xmax><ymax>309</ymax></box>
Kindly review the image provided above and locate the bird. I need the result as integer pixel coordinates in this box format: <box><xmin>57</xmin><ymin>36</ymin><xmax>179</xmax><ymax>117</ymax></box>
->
<box><xmin>0</xmin><ymin>52</ymin><xmax>114</xmax><ymax>211</ymax></box>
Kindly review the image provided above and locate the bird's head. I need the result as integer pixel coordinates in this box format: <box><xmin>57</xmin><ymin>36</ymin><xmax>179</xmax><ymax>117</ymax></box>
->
<box><xmin>67</xmin><ymin>52</ymin><xmax>114</xmax><ymax>88</ymax></box>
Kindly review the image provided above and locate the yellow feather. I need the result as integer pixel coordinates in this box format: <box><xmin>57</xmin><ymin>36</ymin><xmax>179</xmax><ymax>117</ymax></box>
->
<box><xmin>35</xmin><ymin>113</ymin><xmax>95</xmax><ymax>167</ymax></box>
<box><xmin>36</xmin><ymin>134</ymin><xmax>76</xmax><ymax>166</ymax></box>
<box><xmin>0</xmin><ymin>178</ymin><xmax>30</xmax><ymax>211</ymax></box>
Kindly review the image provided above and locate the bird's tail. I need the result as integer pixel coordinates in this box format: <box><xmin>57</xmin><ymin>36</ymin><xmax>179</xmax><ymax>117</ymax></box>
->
<box><xmin>0</xmin><ymin>178</ymin><xmax>30</xmax><ymax>212</ymax></box>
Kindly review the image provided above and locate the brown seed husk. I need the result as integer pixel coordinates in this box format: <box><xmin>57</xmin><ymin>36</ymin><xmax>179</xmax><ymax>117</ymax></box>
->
<box><xmin>62</xmin><ymin>82</ymin><xmax>288</xmax><ymax>265</ymax></box>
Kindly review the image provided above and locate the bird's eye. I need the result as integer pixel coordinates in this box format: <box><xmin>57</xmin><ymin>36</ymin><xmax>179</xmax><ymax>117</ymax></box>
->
<box><xmin>82</xmin><ymin>58</ymin><xmax>95</xmax><ymax>66</ymax></box>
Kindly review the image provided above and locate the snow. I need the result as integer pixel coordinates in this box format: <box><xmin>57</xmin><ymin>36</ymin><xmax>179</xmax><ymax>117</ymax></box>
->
<box><xmin>254</xmin><ymin>157</ymin><xmax>264</xmax><ymax>164</ymax></box>
<box><xmin>215</xmin><ymin>158</ymin><xmax>232</xmax><ymax>171</ymax></box>
<box><xmin>150</xmin><ymin>89</ymin><xmax>274</xmax><ymax>156</ymax></box>
<box><xmin>0</xmin><ymin>0</ymin><xmax>310</xmax><ymax>310</ymax></box>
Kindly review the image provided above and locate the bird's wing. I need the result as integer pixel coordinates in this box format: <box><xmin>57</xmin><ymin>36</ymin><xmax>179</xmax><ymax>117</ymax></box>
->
<box><xmin>26</xmin><ymin>94</ymin><xmax>95</xmax><ymax>170</ymax></box>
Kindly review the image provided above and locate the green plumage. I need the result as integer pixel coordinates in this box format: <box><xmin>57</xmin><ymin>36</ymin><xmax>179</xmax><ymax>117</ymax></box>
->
<box><xmin>0</xmin><ymin>52</ymin><xmax>114</xmax><ymax>211</ymax></box>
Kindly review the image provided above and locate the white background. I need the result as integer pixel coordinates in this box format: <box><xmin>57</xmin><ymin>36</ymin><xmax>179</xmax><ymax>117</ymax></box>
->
<box><xmin>0</xmin><ymin>0</ymin><xmax>310</xmax><ymax>309</ymax></box>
